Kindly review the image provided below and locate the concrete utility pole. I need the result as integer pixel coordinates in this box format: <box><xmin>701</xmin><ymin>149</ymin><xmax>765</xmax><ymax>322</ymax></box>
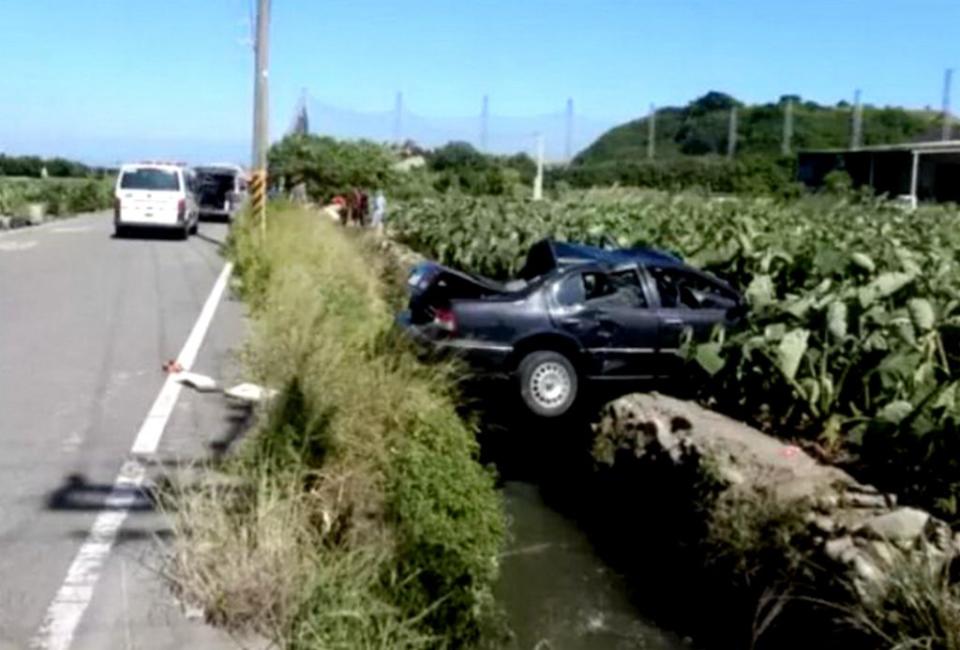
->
<box><xmin>393</xmin><ymin>92</ymin><xmax>403</xmax><ymax>145</ymax></box>
<box><xmin>851</xmin><ymin>89</ymin><xmax>863</xmax><ymax>150</ymax></box>
<box><xmin>781</xmin><ymin>98</ymin><xmax>794</xmax><ymax>156</ymax></box>
<box><xmin>727</xmin><ymin>106</ymin><xmax>738</xmax><ymax>158</ymax></box>
<box><xmin>942</xmin><ymin>68</ymin><xmax>954</xmax><ymax>141</ymax></box>
<box><xmin>564</xmin><ymin>97</ymin><xmax>574</xmax><ymax>163</ymax></box>
<box><xmin>647</xmin><ymin>103</ymin><xmax>656</xmax><ymax>159</ymax></box>
<box><xmin>533</xmin><ymin>133</ymin><xmax>544</xmax><ymax>201</ymax></box>
<box><xmin>250</xmin><ymin>0</ymin><xmax>270</xmax><ymax>237</ymax></box>
<box><xmin>480</xmin><ymin>95</ymin><xmax>489</xmax><ymax>152</ymax></box>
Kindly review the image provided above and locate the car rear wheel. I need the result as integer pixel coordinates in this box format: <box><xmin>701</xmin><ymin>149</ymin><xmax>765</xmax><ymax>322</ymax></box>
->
<box><xmin>519</xmin><ymin>351</ymin><xmax>578</xmax><ymax>417</ymax></box>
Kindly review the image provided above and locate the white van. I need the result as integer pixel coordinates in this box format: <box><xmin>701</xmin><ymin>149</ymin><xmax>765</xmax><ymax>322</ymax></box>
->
<box><xmin>114</xmin><ymin>163</ymin><xmax>199</xmax><ymax>238</ymax></box>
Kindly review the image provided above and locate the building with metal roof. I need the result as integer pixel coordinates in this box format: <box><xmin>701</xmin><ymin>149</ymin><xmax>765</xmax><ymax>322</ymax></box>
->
<box><xmin>798</xmin><ymin>140</ymin><xmax>960</xmax><ymax>207</ymax></box>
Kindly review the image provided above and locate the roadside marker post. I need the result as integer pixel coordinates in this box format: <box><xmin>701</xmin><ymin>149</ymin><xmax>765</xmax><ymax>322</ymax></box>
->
<box><xmin>250</xmin><ymin>169</ymin><xmax>267</xmax><ymax>236</ymax></box>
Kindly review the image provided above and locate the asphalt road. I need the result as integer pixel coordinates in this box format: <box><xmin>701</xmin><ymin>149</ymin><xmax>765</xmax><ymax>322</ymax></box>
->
<box><xmin>0</xmin><ymin>213</ymin><xmax>256</xmax><ymax>650</ymax></box>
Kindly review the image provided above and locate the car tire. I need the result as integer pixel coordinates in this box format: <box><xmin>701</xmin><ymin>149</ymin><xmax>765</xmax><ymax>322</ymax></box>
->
<box><xmin>179</xmin><ymin>224</ymin><xmax>189</xmax><ymax>240</ymax></box>
<box><xmin>189</xmin><ymin>219</ymin><xmax>198</xmax><ymax>235</ymax></box>
<box><xmin>114</xmin><ymin>225</ymin><xmax>126</xmax><ymax>238</ymax></box>
<box><xmin>518</xmin><ymin>350</ymin><xmax>578</xmax><ymax>418</ymax></box>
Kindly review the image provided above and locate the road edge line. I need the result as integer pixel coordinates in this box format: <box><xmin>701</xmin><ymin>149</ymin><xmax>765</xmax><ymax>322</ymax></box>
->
<box><xmin>29</xmin><ymin>261</ymin><xmax>234</xmax><ymax>650</ymax></box>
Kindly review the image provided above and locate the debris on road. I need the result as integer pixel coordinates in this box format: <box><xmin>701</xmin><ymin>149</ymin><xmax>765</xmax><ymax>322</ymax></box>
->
<box><xmin>175</xmin><ymin>372</ymin><xmax>219</xmax><ymax>392</ymax></box>
<box><xmin>163</xmin><ymin>360</ymin><xmax>184</xmax><ymax>374</ymax></box>
<box><xmin>224</xmin><ymin>382</ymin><xmax>278</xmax><ymax>403</ymax></box>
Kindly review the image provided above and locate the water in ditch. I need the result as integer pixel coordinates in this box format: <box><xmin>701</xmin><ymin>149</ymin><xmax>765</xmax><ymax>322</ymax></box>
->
<box><xmin>495</xmin><ymin>480</ymin><xmax>691</xmax><ymax>650</ymax></box>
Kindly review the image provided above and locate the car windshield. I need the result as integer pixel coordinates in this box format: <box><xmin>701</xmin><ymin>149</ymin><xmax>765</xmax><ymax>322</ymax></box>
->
<box><xmin>120</xmin><ymin>168</ymin><xmax>180</xmax><ymax>191</ymax></box>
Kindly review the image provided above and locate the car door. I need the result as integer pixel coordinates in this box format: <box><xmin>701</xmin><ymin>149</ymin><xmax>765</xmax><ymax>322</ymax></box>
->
<box><xmin>647</xmin><ymin>265</ymin><xmax>738</xmax><ymax>371</ymax></box>
<box><xmin>549</xmin><ymin>268</ymin><xmax>661</xmax><ymax>378</ymax></box>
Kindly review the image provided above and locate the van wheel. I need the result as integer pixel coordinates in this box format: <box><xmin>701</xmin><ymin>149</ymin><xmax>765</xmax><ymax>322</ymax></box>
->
<box><xmin>189</xmin><ymin>219</ymin><xmax>198</xmax><ymax>235</ymax></box>
<box><xmin>518</xmin><ymin>351</ymin><xmax>578</xmax><ymax>417</ymax></box>
<box><xmin>114</xmin><ymin>225</ymin><xmax>126</xmax><ymax>238</ymax></box>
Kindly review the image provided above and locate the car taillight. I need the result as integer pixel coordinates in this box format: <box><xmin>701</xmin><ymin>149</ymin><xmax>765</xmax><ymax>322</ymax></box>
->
<box><xmin>177</xmin><ymin>198</ymin><xmax>186</xmax><ymax>221</ymax></box>
<box><xmin>433</xmin><ymin>307</ymin><xmax>457</xmax><ymax>333</ymax></box>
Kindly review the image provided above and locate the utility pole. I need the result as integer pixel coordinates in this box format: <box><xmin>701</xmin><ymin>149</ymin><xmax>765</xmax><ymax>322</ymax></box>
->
<box><xmin>533</xmin><ymin>133</ymin><xmax>544</xmax><ymax>201</ymax></box>
<box><xmin>727</xmin><ymin>106</ymin><xmax>738</xmax><ymax>158</ymax></box>
<box><xmin>647</xmin><ymin>103</ymin><xmax>656</xmax><ymax>159</ymax></box>
<box><xmin>942</xmin><ymin>68</ymin><xmax>954</xmax><ymax>141</ymax></box>
<box><xmin>480</xmin><ymin>95</ymin><xmax>489</xmax><ymax>152</ymax></box>
<box><xmin>250</xmin><ymin>0</ymin><xmax>270</xmax><ymax>237</ymax></box>
<box><xmin>393</xmin><ymin>92</ymin><xmax>403</xmax><ymax>145</ymax></box>
<box><xmin>564</xmin><ymin>97</ymin><xmax>574</xmax><ymax>163</ymax></box>
<box><xmin>781</xmin><ymin>98</ymin><xmax>794</xmax><ymax>156</ymax></box>
<box><xmin>851</xmin><ymin>89</ymin><xmax>863</xmax><ymax>150</ymax></box>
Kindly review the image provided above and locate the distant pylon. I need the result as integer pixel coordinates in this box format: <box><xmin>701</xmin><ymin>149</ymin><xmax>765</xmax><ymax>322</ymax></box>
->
<box><xmin>781</xmin><ymin>98</ymin><xmax>794</xmax><ymax>156</ymax></box>
<box><xmin>942</xmin><ymin>68</ymin><xmax>953</xmax><ymax>141</ymax></box>
<box><xmin>393</xmin><ymin>91</ymin><xmax>403</xmax><ymax>145</ymax></box>
<box><xmin>647</xmin><ymin>104</ymin><xmax>656</xmax><ymax>159</ymax></box>
<box><xmin>291</xmin><ymin>88</ymin><xmax>309</xmax><ymax>135</ymax></box>
<box><xmin>480</xmin><ymin>95</ymin><xmax>489</xmax><ymax>152</ymax></box>
<box><xmin>564</xmin><ymin>98</ymin><xmax>574</xmax><ymax>162</ymax></box>
<box><xmin>851</xmin><ymin>89</ymin><xmax>863</xmax><ymax>150</ymax></box>
<box><xmin>727</xmin><ymin>106</ymin><xmax>738</xmax><ymax>158</ymax></box>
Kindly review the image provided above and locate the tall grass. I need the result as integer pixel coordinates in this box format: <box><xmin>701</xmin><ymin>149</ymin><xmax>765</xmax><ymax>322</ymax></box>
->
<box><xmin>168</xmin><ymin>205</ymin><xmax>504</xmax><ymax>648</ymax></box>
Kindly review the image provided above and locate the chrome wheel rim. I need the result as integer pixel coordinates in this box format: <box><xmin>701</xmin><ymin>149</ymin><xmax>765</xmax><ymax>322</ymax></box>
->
<box><xmin>529</xmin><ymin>362</ymin><xmax>571</xmax><ymax>409</ymax></box>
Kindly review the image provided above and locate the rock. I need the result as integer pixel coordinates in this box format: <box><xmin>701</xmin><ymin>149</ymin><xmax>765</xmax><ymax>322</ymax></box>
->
<box><xmin>843</xmin><ymin>492</ymin><xmax>888</xmax><ymax>509</ymax></box>
<box><xmin>858</xmin><ymin>507</ymin><xmax>930</xmax><ymax>542</ymax></box>
<box><xmin>825</xmin><ymin>536</ymin><xmax>854</xmax><ymax>562</ymax></box>
<box><xmin>852</xmin><ymin>553</ymin><xmax>884</xmax><ymax>586</ymax></box>
<box><xmin>867</xmin><ymin>540</ymin><xmax>898</xmax><ymax>567</ymax></box>
<box><xmin>817</xmin><ymin>495</ymin><xmax>840</xmax><ymax>511</ymax></box>
<box><xmin>810</xmin><ymin>515</ymin><xmax>836</xmax><ymax>534</ymax></box>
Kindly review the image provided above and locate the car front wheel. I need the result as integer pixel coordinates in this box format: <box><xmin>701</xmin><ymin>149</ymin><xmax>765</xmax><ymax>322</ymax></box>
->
<box><xmin>518</xmin><ymin>351</ymin><xmax>578</xmax><ymax>417</ymax></box>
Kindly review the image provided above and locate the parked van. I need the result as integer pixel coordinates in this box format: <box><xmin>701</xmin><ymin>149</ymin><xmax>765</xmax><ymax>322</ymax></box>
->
<box><xmin>194</xmin><ymin>164</ymin><xmax>247</xmax><ymax>222</ymax></box>
<box><xmin>114</xmin><ymin>163</ymin><xmax>199</xmax><ymax>239</ymax></box>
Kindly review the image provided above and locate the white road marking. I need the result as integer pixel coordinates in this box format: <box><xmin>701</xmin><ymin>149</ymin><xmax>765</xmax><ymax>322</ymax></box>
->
<box><xmin>0</xmin><ymin>240</ymin><xmax>37</xmax><ymax>251</ymax></box>
<box><xmin>30</xmin><ymin>261</ymin><xmax>234</xmax><ymax>650</ymax></box>
<box><xmin>51</xmin><ymin>226</ymin><xmax>93</xmax><ymax>234</ymax></box>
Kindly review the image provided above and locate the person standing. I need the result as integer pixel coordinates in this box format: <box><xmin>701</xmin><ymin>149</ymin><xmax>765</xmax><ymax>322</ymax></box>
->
<box><xmin>371</xmin><ymin>189</ymin><xmax>387</xmax><ymax>234</ymax></box>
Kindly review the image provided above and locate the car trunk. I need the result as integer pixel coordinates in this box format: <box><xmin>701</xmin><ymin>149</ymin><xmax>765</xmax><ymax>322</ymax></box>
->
<box><xmin>196</xmin><ymin>172</ymin><xmax>236</xmax><ymax>211</ymax></box>
<box><xmin>407</xmin><ymin>262</ymin><xmax>524</xmax><ymax>325</ymax></box>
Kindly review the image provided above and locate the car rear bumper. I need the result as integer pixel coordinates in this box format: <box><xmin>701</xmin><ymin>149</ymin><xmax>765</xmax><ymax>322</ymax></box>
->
<box><xmin>116</xmin><ymin>217</ymin><xmax>184</xmax><ymax>229</ymax></box>
<box><xmin>396</xmin><ymin>312</ymin><xmax>513</xmax><ymax>372</ymax></box>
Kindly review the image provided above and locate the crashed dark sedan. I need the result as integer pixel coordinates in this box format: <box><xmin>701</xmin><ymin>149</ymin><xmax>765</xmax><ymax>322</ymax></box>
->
<box><xmin>397</xmin><ymin>239</ymin><xmax>745</xmax><ymax>417</ymax></box>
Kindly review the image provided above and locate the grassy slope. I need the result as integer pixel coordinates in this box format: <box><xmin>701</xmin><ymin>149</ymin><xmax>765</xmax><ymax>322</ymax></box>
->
<box><xmin>170</xmin><ymin>205</ymin><xmax>504</xmax><ymax>649</ymax></box>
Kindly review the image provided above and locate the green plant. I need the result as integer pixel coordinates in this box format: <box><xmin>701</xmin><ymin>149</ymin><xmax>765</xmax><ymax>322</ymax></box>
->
<box><xmin>387</xmin><ymin>190</ymin><xmax>960</xmax><ymax>518</ymax></box>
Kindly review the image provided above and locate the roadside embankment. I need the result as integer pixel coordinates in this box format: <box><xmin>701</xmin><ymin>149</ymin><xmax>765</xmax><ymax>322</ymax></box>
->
<box><xmin>168</xmin><ymin>205</ymin><xmax>505</xmax><ymax>649</ymax></box>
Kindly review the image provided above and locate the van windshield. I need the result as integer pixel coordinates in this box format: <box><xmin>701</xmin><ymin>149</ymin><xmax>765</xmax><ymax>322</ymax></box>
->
<box><xmin>120</xmin><ymin>168</ymin><xmax>180</xmax><ymax>191</ymax></box>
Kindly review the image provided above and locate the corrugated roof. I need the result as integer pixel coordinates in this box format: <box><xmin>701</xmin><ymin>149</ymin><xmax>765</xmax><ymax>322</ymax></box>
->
<box><xmin>802</xmin><ymin>140</ymin><xmax>960</xmax><ymax>154</ymax></box>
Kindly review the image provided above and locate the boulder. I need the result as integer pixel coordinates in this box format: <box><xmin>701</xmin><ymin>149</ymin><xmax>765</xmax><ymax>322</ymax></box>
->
<box><xmin>857</xmin><ymin>508</ymin><xmax>930</xmax><ymax>542</ymax></box>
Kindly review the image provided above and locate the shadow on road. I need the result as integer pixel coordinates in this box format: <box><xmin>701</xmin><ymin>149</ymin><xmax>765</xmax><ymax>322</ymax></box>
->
<box><xmin>112</xmin><ymin>228</ymin><xmax>188</xmax><ymax>241</ymax></box>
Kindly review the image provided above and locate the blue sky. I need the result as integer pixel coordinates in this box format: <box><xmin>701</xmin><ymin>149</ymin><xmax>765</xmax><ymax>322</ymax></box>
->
<box><xmin>1</xmin><ymin>0</ymin><xmax>958</xmax><ymax>164</ymax></box>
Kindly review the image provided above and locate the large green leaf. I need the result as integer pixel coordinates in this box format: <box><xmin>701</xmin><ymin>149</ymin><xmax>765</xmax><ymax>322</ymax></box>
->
<box><xmin>827</xmin><ymin>301</ymin><xmax>848</xmax><ymax>340</ymax></box>
<box><xmin>858</xmin><ymin>272</ymin><xmax>915</xmax><ymax>308</ymax></box>
<box><xmin>745</xmin><ymin>274</ymin><xmax>775</xmax><ymax>307</ymax></box>
<box><xmin>776</xmin><ymin>328</ymin><xmax>809</xmax><ymax>381</ymax></box>
<box><xmin>695</xmin><ymin>342</ymin><xmax>726</xmax><ymax>376</ymax></box>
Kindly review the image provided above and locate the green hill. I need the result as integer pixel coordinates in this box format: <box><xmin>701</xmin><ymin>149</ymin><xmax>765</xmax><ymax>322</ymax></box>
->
<box><xmin>575</xmin><ymin>92</ymin><xmax>942</xmax><ymax>166</ymax></box>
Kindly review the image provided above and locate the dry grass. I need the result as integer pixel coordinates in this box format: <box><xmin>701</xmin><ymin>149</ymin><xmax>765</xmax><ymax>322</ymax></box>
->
<box><xmin>166</xmin><ymin>206</ymin><xmax>503</xmax><ymax>648</ymax></box>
